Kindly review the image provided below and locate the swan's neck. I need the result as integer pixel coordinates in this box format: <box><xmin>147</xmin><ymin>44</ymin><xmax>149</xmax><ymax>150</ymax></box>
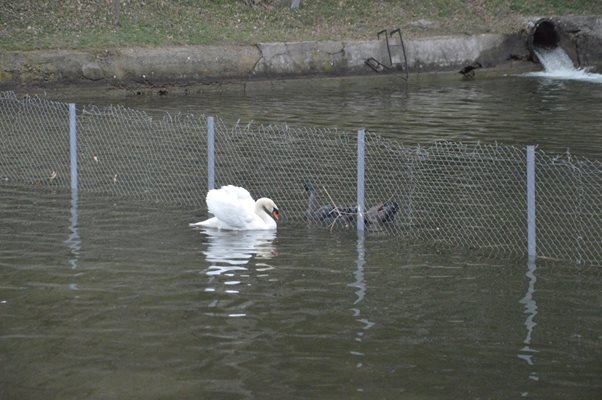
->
<box><xmin>306</xmin><ymin>186</ymin><xmax>318</xmax><ymax>211</ymax></box>
<box><xmin>255</xmin><ymin>199</ymin><xmax>274</xmax><ymax>224</ymax></box>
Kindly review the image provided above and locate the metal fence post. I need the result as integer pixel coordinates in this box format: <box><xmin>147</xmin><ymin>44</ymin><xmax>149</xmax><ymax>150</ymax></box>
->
<box><xmin>66</xmin><ymin>103</ymin><xmax>81</xmax><ymax>270</ymax></box>
<box><xmin>357</xmin><ymin>129</ymin><xmax>365</xmax><ymax>234</ymax></box>
<box><xmin>527</xmin><ymin>145</ymin><xmax>536</xmax><ymax>259</ymax></box>
<box><xmin>207</xmin><ymin>116</ymin><xmax>215</xmax><ymax>191</ymax></box>
<box><xmin>69</xmin><ymin>103</ymin><xmax>78</xmax><ymax>192</ymax></box>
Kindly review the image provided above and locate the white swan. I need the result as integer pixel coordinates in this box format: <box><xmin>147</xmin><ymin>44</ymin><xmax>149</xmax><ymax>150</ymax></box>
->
<box><xmin>190</xmin><ymin>185</ymin><xmax>279</xmax><ymax>230</ymax></box>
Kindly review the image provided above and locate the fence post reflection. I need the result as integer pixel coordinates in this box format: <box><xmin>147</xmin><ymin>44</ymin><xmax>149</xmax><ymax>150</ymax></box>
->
<box><xmin>518</xmin><ymin>257</ymin><xmax>539</xmax><ymax>382</ymax></box>
<box><xmin>349</xmin><ymin>232</ymin><xmax>374</xmax><ymax>373</ymax></box>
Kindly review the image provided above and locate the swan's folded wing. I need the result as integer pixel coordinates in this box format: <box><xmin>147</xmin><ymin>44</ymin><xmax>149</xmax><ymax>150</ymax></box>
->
<box><xmin>206</xmin><ymin>186</ymin><xmax>256</xmax><ymax>228</ymax></box>
<box><xmin>220</xmin><ymin>185</ymin><xmax>254</xmax><ymax>202</ymax></box>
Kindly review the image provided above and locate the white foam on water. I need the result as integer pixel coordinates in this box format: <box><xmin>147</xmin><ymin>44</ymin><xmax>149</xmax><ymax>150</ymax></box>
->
<box><xmin>523</xmin><ymin>47</ymin><xmax>602</xmax><ymax>83</ymax></box>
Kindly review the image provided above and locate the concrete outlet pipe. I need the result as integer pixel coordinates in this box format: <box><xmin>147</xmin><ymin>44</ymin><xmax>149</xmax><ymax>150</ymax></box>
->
<box><xmin>528</xmin><ymin>18</ymin><xmax>561</xmax><ymax>62</ymax></box>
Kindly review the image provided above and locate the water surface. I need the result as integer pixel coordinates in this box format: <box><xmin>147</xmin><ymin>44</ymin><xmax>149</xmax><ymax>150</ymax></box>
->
<box><xmin>37</xmin><ymin>70</ymin><xmax>602</xmax><ymax>160</ymax></box>
<box><xmin>1</xmin><ymin>184</ymin><xmax>600</xmax><ymax>399</ymax></box>
<box><xmin>3</xmin><ymin>72</ymin><xmax>602</xmax><ymax>399</ymax></box>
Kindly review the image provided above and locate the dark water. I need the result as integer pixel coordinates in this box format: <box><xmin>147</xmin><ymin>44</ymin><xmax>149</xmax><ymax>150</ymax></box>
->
<box><xmin>40</xmin><ymin>70</ymin><xmax>602</xmax><ymax>160</ymax></box>
<box><xmin>2</xmin><ymin>73</ymin><xmax>602</xmax><ymax>399</ymax></box>
<box><xmin>1</xmin><ymin>185</ymin><xmax>600</xmax><ymax>399</ymax></box>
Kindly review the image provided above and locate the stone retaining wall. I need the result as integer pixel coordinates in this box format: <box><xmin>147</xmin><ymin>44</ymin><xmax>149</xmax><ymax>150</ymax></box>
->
<box><xmin>1</xmin><ymin>15</ymin><xmax>600</xmax><ymax>88</ymax></box>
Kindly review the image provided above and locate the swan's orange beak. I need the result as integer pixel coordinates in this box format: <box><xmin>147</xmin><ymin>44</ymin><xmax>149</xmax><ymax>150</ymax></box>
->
<box><xmin>272</xmin><ymin>209</ymin><xmax>280</xmax><ymax>221</ymax></box>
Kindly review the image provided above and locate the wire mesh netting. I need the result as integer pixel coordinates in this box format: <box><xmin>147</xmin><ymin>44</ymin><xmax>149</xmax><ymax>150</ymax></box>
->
<box><xmin>1</xmin><ymin>92</ymin><xmax>600</xmax><ymax>265</ymax></box>
<box><xmin>77</xmin><ymin>104</ymin><xmax>209</xmax><ymax>205</ymax></box>
<box><xmin>0</xmin><ymin>91</ymin><xmax>71</xmax><ymax>187</ymax></box>
<box><xmin>535</xmin><ymin>152</ymin><xmax>602</xmax><ymax>265</ymax></box>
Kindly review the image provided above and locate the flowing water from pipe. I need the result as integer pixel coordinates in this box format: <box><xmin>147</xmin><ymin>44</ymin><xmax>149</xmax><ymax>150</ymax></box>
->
<box><xmin>525</xmin><ymin>47</ymin><xmax>602</xmax><ymax>83</ymax></box>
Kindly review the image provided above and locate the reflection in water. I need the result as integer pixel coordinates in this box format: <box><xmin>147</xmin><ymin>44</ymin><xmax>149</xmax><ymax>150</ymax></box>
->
<box><xmin>64</xmin><ymin>189</ymin><xmax>81</xmax><ymax>272</ymax></box>
<box><xmin>348</xmin><ymin>233</ymin><xmax>375</xmax><ymax>373</ymax></box>
<box><xmin>196</xmin><ymin>228</ymin><xmax>277</xmax><ymax>313</ymax></box>
<box><xmin>518</xmin><ymin>258</ymin><xmax>539</xmax><ymax>382</ymax></box>
<box><xmin>200</xmin><ymin>228</ymin><xmax>276</xmax><ymax>269</ymax></box>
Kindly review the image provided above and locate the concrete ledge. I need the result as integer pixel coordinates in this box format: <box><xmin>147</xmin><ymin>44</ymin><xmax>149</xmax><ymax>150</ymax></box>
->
<box><xmin>408</xmin><ymin>34</ymin><xmax>511</xmax><ymax>69</ymax></box>
<box><xmin>0</xmin><ymin>36</ymin><xmax>523</xmax><ymax>88</ymax></box>
<box><xmin>0</xmin><ymin>45</ymin><xmax>263</xmax><ymax>87</ymax></box>
<box><xmin>1</xmin><ymin>17</ymin><xmax>600</xmax><ymax>89</ymax></box>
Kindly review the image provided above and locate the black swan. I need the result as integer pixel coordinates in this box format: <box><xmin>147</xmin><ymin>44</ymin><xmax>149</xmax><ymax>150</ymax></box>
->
<box><xmin>365</xmin><ymin>200</ymin><xmax>400</xmax><ymax>224</ymax></box>
<box><xmin>303</xmin><ymin>182</ymin><xmax>356</xmax><ymax>226</ymax></box>
<box><xmin>303</xmin><ymin>182</ymin><xmax>399</xmax><ymax>227</ymax></box>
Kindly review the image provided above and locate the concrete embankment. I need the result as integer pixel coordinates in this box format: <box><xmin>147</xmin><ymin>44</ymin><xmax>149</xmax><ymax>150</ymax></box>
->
<box><xmin>1</xmin><ymin>15</ymin><xmax>600</xmax><ymax>89</ymax></box>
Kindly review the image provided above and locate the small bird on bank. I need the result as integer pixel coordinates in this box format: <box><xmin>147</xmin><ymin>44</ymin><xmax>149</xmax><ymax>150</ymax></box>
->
<box><xmin>459</xmin><ymin>62</ymin><xmax>483</xmax><ymax>79</ymax></box>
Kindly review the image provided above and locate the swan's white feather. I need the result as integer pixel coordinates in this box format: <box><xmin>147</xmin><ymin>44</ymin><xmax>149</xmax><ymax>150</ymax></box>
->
<box><xmin>206</xmin><ymin>185</ymin><xmax>256</xmax><ymax>228</ymax></box>
<box><xmin>190</xmin><ymin>185</ymin><xmax>277</xmax><ymax>230</ymax></box>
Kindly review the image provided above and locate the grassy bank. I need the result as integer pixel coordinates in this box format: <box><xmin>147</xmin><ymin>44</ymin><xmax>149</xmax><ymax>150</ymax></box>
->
<box><xmin>1</xmin><ymin>0</ymin><xmax>601</xmax><ymax>51</ymax></box>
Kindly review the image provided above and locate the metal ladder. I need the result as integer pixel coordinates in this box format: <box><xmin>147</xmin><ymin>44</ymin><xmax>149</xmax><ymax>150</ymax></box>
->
<box><xmin>365</xmin><ymin>28</ymin><xmax>409</xmax><ymax>80</ymax></box>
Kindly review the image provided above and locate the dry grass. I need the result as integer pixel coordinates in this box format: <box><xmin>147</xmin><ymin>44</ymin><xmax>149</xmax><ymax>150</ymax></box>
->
<box><xmin>1</xmin><ymin>0</ymin><xmax>601</xmax><ymax>50</ymax></box>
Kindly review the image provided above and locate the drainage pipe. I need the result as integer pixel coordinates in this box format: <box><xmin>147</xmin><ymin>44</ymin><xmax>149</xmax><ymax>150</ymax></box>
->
<box><xmin>528</xmin><ymin>18</ymin><xmax>561</xmax><ymax>63</ymax></box>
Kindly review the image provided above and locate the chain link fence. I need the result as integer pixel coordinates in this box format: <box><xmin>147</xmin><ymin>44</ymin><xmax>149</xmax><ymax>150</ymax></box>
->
<box><xmin>1</xmin><ymin>91</ymin><xmax>600</xmax><ymax>265</ymax></box>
